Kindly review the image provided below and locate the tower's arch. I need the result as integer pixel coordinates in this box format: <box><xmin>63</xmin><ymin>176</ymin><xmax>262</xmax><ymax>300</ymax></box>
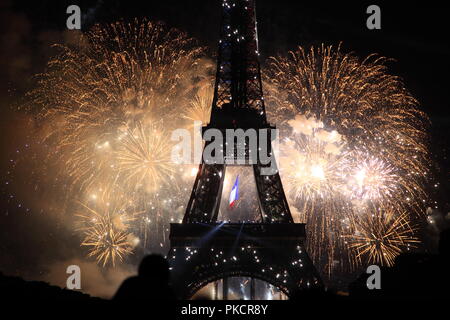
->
<box><xmin>168</xmin><ymin>223</ymin><xmax>322</xmax><ymax>299</ymax></box>
<box><xmin>191</xmin><ymin>275</ymin><xmax>289</xmax><ymax>300</ymax></box>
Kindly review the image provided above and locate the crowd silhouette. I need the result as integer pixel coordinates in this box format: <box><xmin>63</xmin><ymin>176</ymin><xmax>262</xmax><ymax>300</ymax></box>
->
<box><xmin>114</xmin><ymin>229</ymin><xmax>450</xmax><ymax>300</ymax></box>
<box><xmin>0</xmin><ymin>229</ymin><xmax>449</xmax><ymax>301</ymax></box>
<box><xmin>113</xmin><ymin>254</ymin><xmax>176</xmax><ymax>300</ymax></box>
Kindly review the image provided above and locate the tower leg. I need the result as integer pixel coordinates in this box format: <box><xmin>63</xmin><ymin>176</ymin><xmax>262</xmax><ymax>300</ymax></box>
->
<box><xmin>253</xmin><ymin>163</ymin><xmax>293</xmax><ymax>223</ymax></box>
<box><xmin>250</xmin><ymin>277</ymin><xmax>256</xmax><ymax>300</ymax></box>
<box><xmin>214</xmin><ymin>281</ymin><xmax>219</xmax><ymax>300</ymax></box>
<box><xmin>222</xmin><ymin>277</ymin><xmax>228</xmax><ymax>300</ymax></box>
<box><xmin>184</xmin><ymin>163</ymin><xmax>226</xmax><ymax>223</ymax></box>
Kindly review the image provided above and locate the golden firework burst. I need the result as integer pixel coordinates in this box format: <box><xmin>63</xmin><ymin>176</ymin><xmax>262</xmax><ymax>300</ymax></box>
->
<box><xmin>344</xmin><ymin>208</ymin><xmax>419</xmax><ymax>267</ymax></box>
<box><xmin>77</xmin><ymin>202</ymin><xmax>142</xmax><ymax>266</ymax></box>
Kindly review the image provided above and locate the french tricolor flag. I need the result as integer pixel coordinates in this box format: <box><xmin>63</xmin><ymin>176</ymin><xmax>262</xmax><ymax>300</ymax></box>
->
<box><xmin>229</xmin><ymin>175</ymin><xmax>239</xmax><ymax>209</ymax></box>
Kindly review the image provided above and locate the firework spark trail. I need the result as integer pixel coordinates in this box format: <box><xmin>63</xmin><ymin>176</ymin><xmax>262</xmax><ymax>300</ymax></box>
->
<box><xmin>280</xmin><ymin>115</ymin><xmax>347</xmax><ymax>203</ymax></box>
<box><xmin>183</xmin><ymin>83</ymin><xmax>214</xmax><ymax>127</ymax></box>
<box><xmin>27</xmin><ymin>19</ymin><xmax>207</xmax><ymax>194</ymax></box>
<box><xmin>344</xmin><ymin>208</ymin><xmax>419</xmax><ymax>267</ymax></box>
<box><xmin>265</xmin><ymin>44</ymin><xmax>430</xmax><ymax>273</ymax></box>
<box><xmin>115</xmin><ymin>122</ymin><xmax>176</xmax><ymax>193</ymax></box>
<box><xmin>278</xmin><ymin>117</ymin><xmax>353</xmax><ymax>273</ymax></box>
<box><xmin>76</xmin><ymin>202</ymin><xmax>143</xmax><ymax>267</ymax></box>
<box><xmin>339</xmin><ymin>152</ymin><xmax>399</xmax><ymax>203</ymax></box>
<box><xmin>265</xmin><ymin>45</ymin><xmax>429</xmax><ymax>176</ymax></box>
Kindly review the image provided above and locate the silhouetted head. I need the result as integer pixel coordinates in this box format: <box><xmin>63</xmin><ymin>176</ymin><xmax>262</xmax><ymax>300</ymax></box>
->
<box><xmin>138</xmin><ymin>254</ymin><xmax>170</xmax><ymax>283</ymax></box>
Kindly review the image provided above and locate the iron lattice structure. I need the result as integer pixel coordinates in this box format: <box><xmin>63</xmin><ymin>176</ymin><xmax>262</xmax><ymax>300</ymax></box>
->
<box><xmin>168</xmin><ymin>0</ymin><xmax>322</xmax><ymax>298</ymax></box>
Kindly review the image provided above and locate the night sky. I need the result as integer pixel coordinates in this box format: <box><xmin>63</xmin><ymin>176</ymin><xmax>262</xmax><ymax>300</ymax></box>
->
<box><xmin>0</xmin><ymin>0</ymin><xmax>448</xmax><ymax>297</ymax></box>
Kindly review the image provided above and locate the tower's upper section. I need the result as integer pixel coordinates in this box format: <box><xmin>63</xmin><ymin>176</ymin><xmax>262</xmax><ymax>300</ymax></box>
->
<box><xmin>209</xmin><ymin>0</ymin><xmax>268</xmax><ymax>129</ymax></box>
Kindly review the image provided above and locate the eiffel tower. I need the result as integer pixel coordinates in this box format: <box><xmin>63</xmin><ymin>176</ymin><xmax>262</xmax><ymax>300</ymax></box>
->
<box><xmin>167</xmin><ymin>0</ymin><xmax>322</xmax><ymax>299</ymax></box>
